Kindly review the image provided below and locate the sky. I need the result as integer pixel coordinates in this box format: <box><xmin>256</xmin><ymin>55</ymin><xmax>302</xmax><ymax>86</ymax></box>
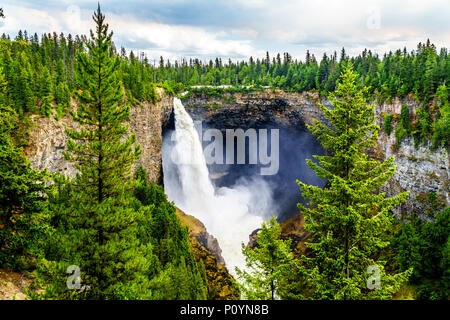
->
<box><xmin>0</xmin><ymin>0</ymin><xmax>449</xmax><ymax>63</ymax></box>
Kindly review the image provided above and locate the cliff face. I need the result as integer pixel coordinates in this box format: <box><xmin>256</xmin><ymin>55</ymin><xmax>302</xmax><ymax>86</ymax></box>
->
<box><xmin>374</xmin><ymin>98</ymin><xmax>449</xmax><ymax>218</ymax></box>
<box><xmin>176</xmin><ymin>207</ymin><xmax>224</xmax><ymax>265</ymax></box>
<box><xmin>183</xmin><ymin>90</ymin><xmax>448</xmax><ymax>218</ymax></box>
<box><xmin>25</xmin><ymin>88</ymin><xmax>173</xmax><ymax>185</ymax></box>
<box><xmin>184</xmin><ymin>89</ymin><xmax>328</xmax><ymax>130</ymax></box>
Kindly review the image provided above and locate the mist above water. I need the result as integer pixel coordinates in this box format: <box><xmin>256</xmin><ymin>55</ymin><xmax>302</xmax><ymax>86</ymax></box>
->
<box><xmin>207</xmin><ymin>126</ymin><xmax>326</xmax><ymax>221</ymax></box>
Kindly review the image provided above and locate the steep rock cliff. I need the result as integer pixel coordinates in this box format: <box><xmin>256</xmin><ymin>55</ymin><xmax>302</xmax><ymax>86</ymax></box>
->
<box><xmin>25</xmin><ymin>88</ymin><xmax>173</xmax><ymax>185</ymax></box>
<box><xmin>374</xmin><ymin>98</ymin><xmax>448</xmax><ymax>218</ymax></box>
<box><xmin>176</xmin><ymin>207</ymin><xmax>224</xmax><ymax>265</ymax></box>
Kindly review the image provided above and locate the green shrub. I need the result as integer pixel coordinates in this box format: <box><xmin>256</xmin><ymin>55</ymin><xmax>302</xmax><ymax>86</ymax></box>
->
<box><xmin>384</xmin><ymin>114</ymin><xmax>394</xmax><ymax>135</ymax></box>
<box><xmin>392</xmin><ymin>207</ymin><xmax>450</xmax><ymax>300</ymax></box>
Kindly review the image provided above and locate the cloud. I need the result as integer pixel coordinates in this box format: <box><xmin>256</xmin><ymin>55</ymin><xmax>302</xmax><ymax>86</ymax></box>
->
<box><xmin>108</xmin><ymin>13</ymin><xmax>261</xmax><ymax>60</ymax></box>
<box><xmin>0</xmin><ymin>0</ymin><xmax>448</xmax><ymax>61</ymax></box>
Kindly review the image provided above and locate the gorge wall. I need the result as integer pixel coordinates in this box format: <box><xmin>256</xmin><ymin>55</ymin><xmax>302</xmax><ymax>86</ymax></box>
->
<box><xmin>25</xmin><ymin>88</ymin><xmax>173</xmax><ymax>185</ymax></box>
<box><xmin>25</xmin><ymin>89</ymin><xmax>448</xmax><ymax>219</ymax></box>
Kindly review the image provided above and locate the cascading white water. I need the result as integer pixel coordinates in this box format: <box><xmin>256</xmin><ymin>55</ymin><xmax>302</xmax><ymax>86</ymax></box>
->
<box><xmin>163</xmin><ymin>97</ymin><xmax>273</xmax><ymax>275</ymax></box>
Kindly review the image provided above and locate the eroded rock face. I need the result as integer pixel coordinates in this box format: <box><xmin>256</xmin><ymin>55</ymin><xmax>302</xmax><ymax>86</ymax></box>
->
<box><xmin>0</xmin><ymin>269</ymin><xmax>31</xmax><ymax>300</ymax></box>
<box><xmin>183</xmin><ymin>89</ymin><xmax>328</xmax><ymax>130</ymax></box>
<box><xmin>175</xmin><ymin>207</ymin><xmax>225</xmax><ymax>266</ymax></box>
<box><xmin>175</xmin><ymin>207</ymin><xmax>237</xmax><ymax>300</ymax></box>
<box><xmin>374</xmin><ymin>98</ymin><xmax>449</xmax><ymax>217</ymax></box>
<box><xmin>25</xmin><ymin>89</ymin><xmax>173</xmax><ymax>185</ymax></box>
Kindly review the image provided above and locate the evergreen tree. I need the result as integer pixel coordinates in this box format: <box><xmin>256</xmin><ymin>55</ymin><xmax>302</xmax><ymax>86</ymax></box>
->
<box><xmin>432</xmin><ymin>84</ymin><xmax>450</xmax><ymax>148</ymax></box>
<box><xmin>395</xmin><ymin>103</ymin><xmax>411</xmax><ymax>143</ymax></box>
<box><xmin>0</xmin><ymin>70</ymin><xmax>53</xmax><ymax>269</ymax></box>
<box><xmin>383</xmin><ymin>114</ymin><xmax>394</xmax><ymax>135</ymax></box>
<box><xmin>296</xmin><ymin>64</ymin><xmax>410</xmax><ymax>299</ymax></box>
<box><xmin>39</xmin><ymin>67</ymin><xmax>53</xmax><ymax>117</ymax></box>
<box><xmin>393</xmin><ymin>207</ymin><xmax>449</xmax><ymax>300</ymax></box>
<box><xmin>37</xmin><ymin>5</ymin><xmax>151</xmax><ymax>299</ymax></box>
<box><xmin>54</xmin><ymin>82</ymin><xmax>70</xmax><ymax>119</ymax></box>
<box><xmin>236</xmin><ymin>216</ymin><xmax>295</xmax><ymax>300</ymax></box>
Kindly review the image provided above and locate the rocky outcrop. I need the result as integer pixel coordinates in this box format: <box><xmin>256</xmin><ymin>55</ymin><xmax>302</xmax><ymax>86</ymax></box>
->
<box><xmin>0</xmin><ymin>269</ymin><xmax>31</xmax><ymax>300</ymax></box>
<box><xmin>183</xmin><ymin>90</ymin><xmax>448</xmax><ymax>218</ymax></box>
<box><xmin>175</xmin><ymin>207</ymin><xmax>237</xmax><ymax>300</ymax></box>
<box><xmin>25</xmin><ymin>88</ymin><xmax>173</xmax><ymax>185</ymax></box>
<box><xmin>189</xmin><ymin>238</ymin><xmax>239</xmax><ymax>300</ymax></box>
<box><xmin>183</xmin><ymin>89</ymin><xmax>328</xmax><ymax>130</ymax></box>
<box><xmin>175</xmin><ymin>207</ymin><xmax>225</xmax><ymax>266</ymax></box>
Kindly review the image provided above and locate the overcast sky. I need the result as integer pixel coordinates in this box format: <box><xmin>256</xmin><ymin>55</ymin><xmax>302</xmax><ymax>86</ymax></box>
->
<box><xmin>1</xmin><ymin>0</ymin><xmax>449</xmax><ymax>62</ymax></box>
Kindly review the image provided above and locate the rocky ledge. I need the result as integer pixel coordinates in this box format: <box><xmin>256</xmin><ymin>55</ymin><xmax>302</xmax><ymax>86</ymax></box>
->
<box><xmin>175</xmin><ymin>207</ymin><xmax>238</xmax><ymax>300</ymax></box>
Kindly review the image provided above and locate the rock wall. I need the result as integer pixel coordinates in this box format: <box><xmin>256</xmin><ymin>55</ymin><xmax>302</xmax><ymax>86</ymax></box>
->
<box><xmin>176</xmin><ymin>207</ymin><xmax>225</xmax><ymax>265</ymax></box>
<box><xmin>182</xmin><ymin>90</ymin><xmax>448</xmax><ymax>217</ymax></box>
<box><xmin>183</xmin><ymin>89</ymin><xmax>328</xmax><ymax>130</ymax></box>
<box><xmin>25</xmin><ymin>88</ymin><xmax>173</xmax><ymax>185</ymax></box>
<box><xmin>374</xmin><ymin>98</ymin><xmax>449</xmax><ymax>218</ymax></box>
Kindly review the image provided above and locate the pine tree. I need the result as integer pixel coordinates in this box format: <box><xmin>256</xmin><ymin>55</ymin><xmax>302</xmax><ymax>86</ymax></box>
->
<box><xmin>66</xmin><ymin>4</ymin><xmax>142</xmax><ymax>203</ymax></box>
<box><xmin>236</xmin><ymin>216</ymin><xmax>295</xmax><ymax>300</ymax></box>
<box><xmin>54</xmin><ymin>82</ymin><xmax>70</xmax><ymax>119</ymax></box>
<box><xmin>395</xmin><ymin>103</ymin><xmax>411</xmax><ymax>143</ymax></box>
<box><xmin>37</xmin><ymin>5</ymin><xmax>152</xmax><ymax>299</ymax></box>
<box><xmin>423</xmin><ymin>53</ymin><xmax>437</xmax><ymax>99</ymax></box>
<box><xmin>296</xmin><ymin>63</ymin><xmax>411</xmax><ymax>299</ymax></box>
<box><xmin>393</xmin><ymin>207</ymin><xmax>449</xmax><ymax>300</ymax></box>
<box><xmin>39</xmin><ymin>67</ymin><xmax>53</xmax><ymax>117</ymax></box>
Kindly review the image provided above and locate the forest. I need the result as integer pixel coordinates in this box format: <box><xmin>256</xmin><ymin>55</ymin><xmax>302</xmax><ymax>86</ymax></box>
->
<box><xmin>0</xmin><ymin>6</ymin><xmax>448</xmax><ymax>300</ymax></box>
<box><xmin>0</xmin><ymin>24</ymin><xmax>449</xmax><ymax>149</ymax></box>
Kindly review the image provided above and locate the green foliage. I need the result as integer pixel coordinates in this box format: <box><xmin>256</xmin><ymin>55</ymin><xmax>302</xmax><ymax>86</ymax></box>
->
<box><xmin>4</xmin><ymin>7</ymin><xmax>207</xmax><ymax>301</ymax></box>
<box><xmin>0</xmin><ymin>7</ymin><xmax>447</xmax><ymax>300</ymax></box>
<box><xmin>0</xmin><ymin>104</ymin><xmax>53</xmax><ymax>270</ymax></box>
<box><xmin>400</xmin><ymin>103</ymin><xmax>412</xmax><ymax>132</ymax></box>
<box><xmin>39</xmin><ymin>67</ymin><xmax>53</xmax><ymax>117</ymax></box>
<box><xmin>415</xmin><ymin>102</ymin><xmax>433</xmax><ymax>144</ymax></box>
<box><xmin>134</xmin><ymin>167</ymin><xmax>207</xmax><ymax>299</ymax></box>
<box><xmin>34</xmin><ymin>6</ymin><xmax>151</xmax><ymax>299</ymax></box>
<box><xmin>296</xmin><ymin>64</ymin><xmax>410</xmax><ymax>299</ymax></box>
<box><xmin>236</xmin><ymin>216</ymin><xmax>296</xmax><ymax>300</ymax></box>
<box><xmin>394</xmin><ymin>103</ymin><xmax>412</xmax><ymax>144</ymax></box>
<box><xmin>0</xmin><ymin>28</ymin><xmax>447</xmax><ymax>146</ymax></box>
<box><xmin>383</xmin><ymin>114</ymin><xmax>394</xmax><ymax>135</ymax></box>
<box><xmin>392</xmin><ymin>207</ymin><xmax>450</xmax><ymax>300</ymax></box>
<box><xmin>432</xmin><ymin>84</ymin><xmax>450</xmax><ymax>148</ymax></box>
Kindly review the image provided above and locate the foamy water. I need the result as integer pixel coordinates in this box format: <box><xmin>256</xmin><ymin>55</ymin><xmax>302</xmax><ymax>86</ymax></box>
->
<box><xmin>162</xmin><ymin>98</ymin><xmax>272</xmax><ymax>275</ymax></box>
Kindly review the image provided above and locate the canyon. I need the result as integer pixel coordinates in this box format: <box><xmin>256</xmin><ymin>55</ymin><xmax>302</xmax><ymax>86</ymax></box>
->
<box><xmin>24</xmin><ymin>88</ymin><xmax>449</xmax><ymax>268</ymax></box>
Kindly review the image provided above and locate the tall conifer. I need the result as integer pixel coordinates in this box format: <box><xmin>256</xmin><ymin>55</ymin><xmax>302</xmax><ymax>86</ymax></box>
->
<box><xmin>41</xmin><ymin>5</ymin><xmax>151</xmax><ymax>299</ymax></box>
<box><xmin>297</xmin><ymin>64</ymin><xmax>411</xmax><ymax>299</ymax></box>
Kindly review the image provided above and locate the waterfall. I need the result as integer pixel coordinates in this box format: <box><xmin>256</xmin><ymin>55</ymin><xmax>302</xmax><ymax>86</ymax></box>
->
<box><xmin>163</xmin><ymin>97</ymin><xmax>271</xmax><ymax>276</ymax></box>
